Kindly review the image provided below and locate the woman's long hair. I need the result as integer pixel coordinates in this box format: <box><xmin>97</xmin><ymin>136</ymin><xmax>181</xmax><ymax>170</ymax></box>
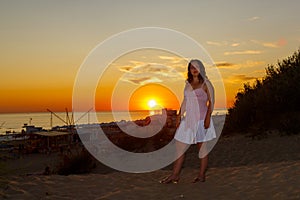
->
<box><xmin>187</xmin><ymin>59</ymin><xmax>207</xmax><ymax>83</ymax></box>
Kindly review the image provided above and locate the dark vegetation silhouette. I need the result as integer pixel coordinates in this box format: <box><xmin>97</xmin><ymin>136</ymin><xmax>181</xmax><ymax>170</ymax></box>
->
<box><xmin>56</xmin><ymin>148</ymin><xmax>97</xmax><ymax>175</ymax></box>
<box><xmin>223</xmin><ymin>49</ymin><xmax>300</xmax><ymax>135</ymax></box>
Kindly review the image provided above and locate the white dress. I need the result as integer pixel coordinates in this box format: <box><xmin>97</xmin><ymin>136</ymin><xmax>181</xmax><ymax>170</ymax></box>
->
<box><xmin>174</xmin><ymin>81</ymin><xmax>216</xmax><ymax>144</ymax></box>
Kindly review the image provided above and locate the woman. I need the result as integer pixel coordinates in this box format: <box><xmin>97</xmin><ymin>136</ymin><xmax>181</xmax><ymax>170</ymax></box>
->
<box><xmin>160</xmin><ymin>59</ymin><xmax>216</xmax><ymax>183</ymax></box>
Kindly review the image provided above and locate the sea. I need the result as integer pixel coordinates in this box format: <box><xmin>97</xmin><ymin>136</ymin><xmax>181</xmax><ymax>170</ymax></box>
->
<box><xmin>0</xmin><ymin>109</ymin><xmax>227</xmax><ymax>135</ymax></box>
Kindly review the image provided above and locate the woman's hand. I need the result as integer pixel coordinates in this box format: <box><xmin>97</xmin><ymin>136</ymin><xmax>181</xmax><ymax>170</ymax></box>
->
<box><xmin>176</xmin><ymin>115</ymin><xmax>181</xmax><ymax>128</ymax></box>
<box><xmin>204</xmin><ymin>115</ymin><xmax>210</xmax><ymax>129</ymax></box>
<box><xmin>204</xmin><ymin>107</ymin><xmax>211</xmax><ymax>129</ymax></box>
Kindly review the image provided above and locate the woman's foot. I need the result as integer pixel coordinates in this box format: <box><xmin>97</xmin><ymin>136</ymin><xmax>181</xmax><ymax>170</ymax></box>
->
<box><xmin>159</xmin><ymin>175</ymin><xmax>179</xmax><ymax>184</ymax></box>
<box><xmin>192</xmin><ymin>175</ymin><xmax>205</xmax><ymax>183</ymax></box>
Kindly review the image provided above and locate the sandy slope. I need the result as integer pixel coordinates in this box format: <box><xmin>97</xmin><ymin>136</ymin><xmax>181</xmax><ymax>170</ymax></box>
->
<box><xmin>1</xmin><ymin>117</ymin><xmax>300</xmax><ymax>200</ymax></box>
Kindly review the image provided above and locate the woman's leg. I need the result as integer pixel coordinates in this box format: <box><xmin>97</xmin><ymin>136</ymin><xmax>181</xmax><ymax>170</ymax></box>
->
<box><xmin>200</xmin><ymin>155</ymin><xmax>208</xmax><ymax>177</ymax></box>
<box><xmin>194</xmin><ymin>142</ymin><xmax>208</xmax><ymax>182</ymax></box>
<box><xmin>160</xmin><ymin>140</ymin><xmax>188</xmax><ymax>183</ymax></box>
<box><xmin>173</xmin><ymin>140</ymin><xmax>188</xmax><ymax>176</ymax></box>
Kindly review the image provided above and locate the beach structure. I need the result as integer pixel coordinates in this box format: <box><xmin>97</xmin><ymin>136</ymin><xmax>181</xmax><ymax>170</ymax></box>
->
<box><xmin>1</xmin><ymin>108</ymin><xmax>178</xmax><ymax>154</ymax></box>
<box><xmin>25</xmin><ymin>131</ymin><xmax>73</xmax><ymax>154</ymax></box>
<box><xmin>22</xmin><ymin>124</ymin><xmax>43</xmax><ymax>134</ymax></box>
<box><xmin>15</xmin><ymin>112</ymin><xmax>77</xmax><ymax>154</ymax></box>
<box><xmin>165</xmin><ymin>109</ymin><xmax>178</xmax><ymax>128</ymax></box>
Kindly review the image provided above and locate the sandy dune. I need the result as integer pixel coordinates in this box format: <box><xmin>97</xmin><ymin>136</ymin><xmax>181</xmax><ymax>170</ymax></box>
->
<box><xmin>1</xmin><ymin>117</ymin><xmax>300</xmax><ymax>199</ymax></box>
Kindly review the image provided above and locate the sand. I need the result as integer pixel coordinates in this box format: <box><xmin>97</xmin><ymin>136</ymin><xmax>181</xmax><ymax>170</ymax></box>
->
<box><xmin>1</xmin><ymin>117</ymin><xmax>300</xmax><ymax>200</ymax></box>
<box><xmin>1</xmin><ymin>161</ymin><xmax>300</xmax><ymax>200</ymax></box>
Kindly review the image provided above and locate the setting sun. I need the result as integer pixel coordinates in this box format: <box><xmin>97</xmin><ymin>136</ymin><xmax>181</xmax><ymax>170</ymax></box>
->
<box><xmin>148</xmin><ymin>99</ymin><xmax>157</xmax><ymax>109</ymax></box>
<box><xmin>128</xmin><ymin>84</ymin><xmax>181</xmax><ymax>111</ymax></box>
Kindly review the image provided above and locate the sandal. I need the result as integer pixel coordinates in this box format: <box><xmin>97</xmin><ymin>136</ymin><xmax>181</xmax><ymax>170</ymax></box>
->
<box><xmin>192</xmin><ymin>176</ymin><xmax>205</xmax><ymax>183</ymax></box>
<box><xmin>159</xmin><ymin>176</ymin><xmax>179</xmax><ymax>184</ymax></box>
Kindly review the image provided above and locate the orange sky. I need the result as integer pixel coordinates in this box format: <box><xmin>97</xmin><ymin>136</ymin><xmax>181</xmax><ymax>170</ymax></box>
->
<box><xmin>95</xmin><ymin>84</ymin><xmax>181</xmax><ymax>111</ymax></box>
<box><xmin>129</xmin><ymin>84</ymin><xmax>181</xmax><ymax>111</ymax></box>
<box><xmin>0</xmin><ymin>87</ymin><xmax>73</xmax><ymax>113</ymax></box>
<box><xmin>93</xmin><ymin>49</ymin><xmax>228</xmax><ymax>112</ymax></box>
<box><xmin>1</xmin><ymin>1</ymin><xmax>299</xmax><ymax>113</ymax></box>
<box><xmin>0</xmin><ymin>47</ymin><xmax>292</xmax><ymax>113</ymax></box>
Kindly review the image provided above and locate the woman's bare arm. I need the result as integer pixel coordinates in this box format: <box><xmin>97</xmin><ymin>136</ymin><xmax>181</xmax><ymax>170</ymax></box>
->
<box><xmin>204</xmin><ymin>80</ymin><xmax>214</xmax><ymax>128</ymax></box>
<box><xmin>176</xmin><ymin>97</ymin><xmax>186</xmax><ymax>127</ymax></box>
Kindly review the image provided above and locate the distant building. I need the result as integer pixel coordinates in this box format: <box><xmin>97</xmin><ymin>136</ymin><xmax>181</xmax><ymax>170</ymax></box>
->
<box><xmin>22</xmin><ymin>124</ymin><xmax>43</xmax><ymax>134</ymax></box>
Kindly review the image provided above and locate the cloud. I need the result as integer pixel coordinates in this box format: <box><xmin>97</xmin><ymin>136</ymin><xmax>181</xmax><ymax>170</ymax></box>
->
<box><xmin>158</xmin><ymin>56</ymin><xmax>175</xmax><ymax>60</ymax></box>
<box><xmin>234</xmin><ymin>74</ymin><xmax>257</xmax><ymax>81</ymax></box>
<box><xmin>228</xmin><ymin>74</ymin><xmax>258</xmax><ymax>84</ymax></box>
<box><xmin>119</xmin><ymin>63</ymin><xmax>184</xmax><ymax>85</ymax></box>
<box><xmin>224</xmin><ymin>50</ymin><xmax>262</xmax><ymax>56</ymax></box>
<box><xmin>248</xmin><ymin>16</ymin><xmax>260</xmax><ymax>21</ymax></box>
<box><xmin>262</xmin><ymin>42</ymin><xmax>279</xmax><ymax>48</ymax></box>
<box><xmin>119</xmin><ymin>66</ymin><xmax>134</xmax><ymax>72</ymax></box>
<box><xmin>127</xmin><ymin>77</ymin><xmax>163</xmax><ymax>85</ymax></box>
<box><xmin>158</xmin><ymin>56</ymin><xmax>187</xmax><ymax>64</ymax></box>
<box><xmin>251</xmin><ymin>39</ymin><xmax>287</xmax><ymax>48</ymax></box>
<box><xmin>128</xmin><ymin>63</ymin><xmax>176</xmax><ymax>74</ymax></box>
<box><xmin>206</xmin><ymin>41</ymin><xmax>223</xmax><ymax>46</ymax></box>
<box><xmin>157</xmin><ymin>56</ymin><xmax>188</xmax><ymax>72</ymax></box>
<box><xmin>215</xmin><ymin>60</ymin><xmax>266</xmax><ymax>79</ymax></box>
<box><xmin>231</xmin><ymin>43</ymin><xmax>240</xmax><ymax>47</ymax></box>
<box><xmin>214</xmin><ymin>62</ymin><xmax>236</xmax><ymax>68</ymax></box>
<box><xmin>129</xmin><ymin>60</ymin><xmax>145</xmax><ymax>66</ymax></box>
<box><xmin>207</xmin><ymin>40</ymin><xmax>244</xmax><ymax>47</ymax></box>
<box><xmin>206</xmin><ymin>41</ymin><xmax>228</xmax><ymax>46</ymax></box>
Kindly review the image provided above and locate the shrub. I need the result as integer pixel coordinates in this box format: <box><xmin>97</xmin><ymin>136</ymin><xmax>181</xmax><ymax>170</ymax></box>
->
<box><xmin>57</xmin><ymin>148</ymin><xmax>97</xmax><ymax>175</ymax></box>
<box><xmin>223</xmin><ymin>49</ymin><xmax>300</xmax><ymax>135</ymax></box>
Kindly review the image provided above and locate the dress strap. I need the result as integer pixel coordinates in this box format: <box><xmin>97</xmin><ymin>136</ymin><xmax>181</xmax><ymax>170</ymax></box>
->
<box><xmin>201</xmin><ymin>80</ymin><xmax>207</xmax><ymax>89</ymax></box>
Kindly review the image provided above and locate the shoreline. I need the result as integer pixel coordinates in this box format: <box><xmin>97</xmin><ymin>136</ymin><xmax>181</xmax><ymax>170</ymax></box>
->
<box><xmin>0</xmin><ymin>109</ymin><xmax>229</xmax><ymax>135</ymax></box>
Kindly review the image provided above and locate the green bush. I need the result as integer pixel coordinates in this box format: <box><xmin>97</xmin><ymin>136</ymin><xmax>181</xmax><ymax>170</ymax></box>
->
<box><xmin>223</xmin><ymin>49</ymin><xmax>300</xmax><ymax>135</ymax></box>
